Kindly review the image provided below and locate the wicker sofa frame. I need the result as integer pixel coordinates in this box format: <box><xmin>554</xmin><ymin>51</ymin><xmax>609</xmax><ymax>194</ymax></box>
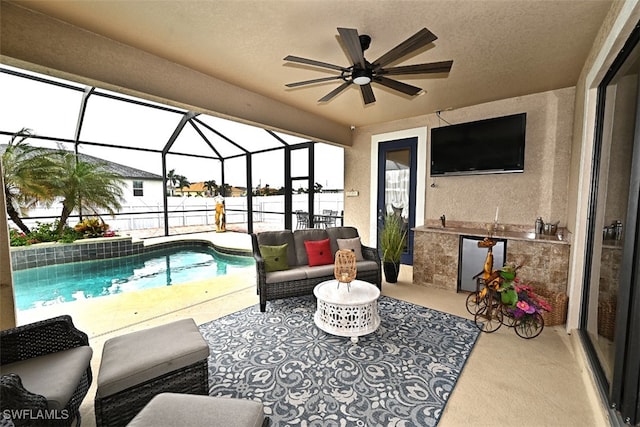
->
<box><xmin>0</xmin><ymin>315</ymin><xmax>92</xmax><ymax>427</ymax></box>
<box><xmin>251</xmin><ymin>226</ymin><xmax>382</xmax><ymax>312</ymax></box>
<box><xmin>94</xmin><ymin>359</ymin><xmax>208</xmax><ymax>427</ymax></box>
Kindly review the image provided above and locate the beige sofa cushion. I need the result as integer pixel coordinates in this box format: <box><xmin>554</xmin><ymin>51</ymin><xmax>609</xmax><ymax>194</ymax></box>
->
<box><xmin>302</xmin><ymin>264</ymin><xmax>336</xmax><ymax>279</ymax></box>
<box><xmin>127</xmin><ymin>393</ymin><xmax>265</xmax><ymax>427</ymax></box>
<box><xmin>0</xmin><ymin>346</ymin><xmax>92</xmax><ymax>410</ymax></box>
<box><xmin>265</xmin><ymin>267</ymin><xmax>307</xmax><ymax>284</ymax></box>
<box><xmin>97</xmin><ymin>318</ymin><xmax>209</xmax><ymax>398</ymax></box>
<box><xmin>356</xmin><ymin>260</ymin><xmax>380</xmax><ymax>272</ymax></box>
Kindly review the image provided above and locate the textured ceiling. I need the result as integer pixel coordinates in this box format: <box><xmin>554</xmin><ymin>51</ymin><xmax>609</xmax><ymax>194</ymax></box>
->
<box><xmin>10</xmin><ymin>0</ymin><xmax>613</xmax><ymax>128</ymax></box>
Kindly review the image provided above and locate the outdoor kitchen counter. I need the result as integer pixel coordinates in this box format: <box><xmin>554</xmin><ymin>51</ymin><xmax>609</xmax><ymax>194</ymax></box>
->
<box><xmin>414</xmin><ymin>225</ymin><xmax>570</xmax><ymax>245</ymax></box>
<box><xmin>412</xmin><ymin>225</ymin><xmax>571</xmax><ymax>293</ymax></box>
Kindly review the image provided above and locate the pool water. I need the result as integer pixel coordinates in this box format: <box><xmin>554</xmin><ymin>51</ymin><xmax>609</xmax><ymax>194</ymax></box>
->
<box><xmin>12</xmin><ymin>246</ymin><xmax>254</xmax><ymax>311</ymax></box>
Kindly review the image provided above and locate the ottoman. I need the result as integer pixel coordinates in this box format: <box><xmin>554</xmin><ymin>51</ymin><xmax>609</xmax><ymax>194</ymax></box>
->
<box><xmin>95</xmin><ymin>319</ymin><xmax>210</xmax><ymax>427</ymax></box>
<box><xmin>126</xmin><ymin>393</ymin><xmax>269</xmax><ymax>427</ymax></box>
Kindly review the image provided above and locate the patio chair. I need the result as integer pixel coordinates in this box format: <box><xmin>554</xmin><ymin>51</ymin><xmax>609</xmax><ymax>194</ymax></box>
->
<box><xmin>295</xmin><ymin>210</ymin><xmax>309</xmax><ymax>229</ymax></box>
<box><xmin>0</xmin><ymin>315</ymin><xmax>93</xmax><ymax>427</ymax></box>
<box><xmin>325</xmin><ymin>210</ymin><xmax>338</xmax><ymax>227</ymax></box>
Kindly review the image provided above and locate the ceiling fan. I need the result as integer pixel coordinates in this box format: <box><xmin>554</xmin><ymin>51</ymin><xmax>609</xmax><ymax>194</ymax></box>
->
<box><xmin>284</xmin><ymin>27</ymin><xmax>453</xmax><ymax>105</ymax></box>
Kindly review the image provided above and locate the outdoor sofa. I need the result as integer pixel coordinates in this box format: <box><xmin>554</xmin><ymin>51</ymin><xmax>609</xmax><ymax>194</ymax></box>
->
<box><xmin>250</xmin><ymin>226</ymin><xmax>382</xmax><ymax>312</ymax></box>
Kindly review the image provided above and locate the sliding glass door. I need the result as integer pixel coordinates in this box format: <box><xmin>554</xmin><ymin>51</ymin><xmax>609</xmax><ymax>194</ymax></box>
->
<box><xmin>583</xmin><ymin>24</ymin><xmax>640</xmax><ymax>424</ymax></box>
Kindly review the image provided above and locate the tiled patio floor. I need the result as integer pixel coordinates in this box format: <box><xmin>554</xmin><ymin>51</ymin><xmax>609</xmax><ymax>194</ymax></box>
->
<box><xmin>14</xmin><ymin>231</ymin><xmax>610</xmax><ymax>426</ymax></box>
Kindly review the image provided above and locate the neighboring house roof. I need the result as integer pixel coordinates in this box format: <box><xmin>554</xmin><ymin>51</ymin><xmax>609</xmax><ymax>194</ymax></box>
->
<box><xmin>177</xmin><ymin>182</ymin><xmax>206</xmax><ymax>193</ymax></box>
<box><xmin>174</xmin><ymin>182</ymin><xmax>246</xmax><ymax>197</ymax></box>
<box><xmin>0</xmin><ymin>144</ymin><xmax>163</xmax><ymax>180</ymax></box>
<box><xmin>81</xmin><ymin>153</ymin><xmax>163</xmax><ymax>180</ymax></box>
<box><xmin>229</xmin><ymin>187</ymin><xmax>246</xmax><ymax>197</ymax></box>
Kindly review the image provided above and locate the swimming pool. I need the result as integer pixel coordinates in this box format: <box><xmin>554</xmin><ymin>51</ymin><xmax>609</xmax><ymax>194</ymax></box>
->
<box><xmin>12</xmin><ymin>245</ymin><xmax>254</xmax><ymax>310</ymax></box>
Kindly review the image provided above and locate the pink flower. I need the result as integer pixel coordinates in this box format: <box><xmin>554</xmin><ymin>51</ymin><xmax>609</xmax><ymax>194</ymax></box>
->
<box><xmin>538</xmin><ymin>299</ymin><xmax>552</xmax><ymax>312</ymax></box>
<box><xmin>517</xmin><ymin>300</ymin><xmax>536</xmax><ymax>314</ymax></box>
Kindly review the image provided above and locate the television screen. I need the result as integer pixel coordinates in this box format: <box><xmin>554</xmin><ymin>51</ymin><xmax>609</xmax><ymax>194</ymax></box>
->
<box><xmin>430</xmin><ymin>113</ymin><xmax>526</xmax><ymax>176</ymax></box>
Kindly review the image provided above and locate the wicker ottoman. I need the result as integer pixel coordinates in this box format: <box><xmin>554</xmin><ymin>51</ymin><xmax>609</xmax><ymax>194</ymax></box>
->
<box><xmin>95</xmin><ymin>319</ymin><xmax>210</xmax><ymax>427</ymax></box>
<box><xmin>126</xmin><ymin>393</ymin><xmax>269</xmax><ymax>427</ymax></box>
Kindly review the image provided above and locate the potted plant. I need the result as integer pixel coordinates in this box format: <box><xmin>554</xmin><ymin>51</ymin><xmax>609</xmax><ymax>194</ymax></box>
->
<box><xmin>379</xmin><ymin>213</ymin><xmax>407</xmax><ymax>283</ymax></box>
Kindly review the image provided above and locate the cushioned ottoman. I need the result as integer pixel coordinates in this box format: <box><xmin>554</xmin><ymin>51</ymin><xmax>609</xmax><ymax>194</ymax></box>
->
<box><xmin>126</xmin><ymin>393</ymin><xmax>269</xmax><ymax>427</ymax></box>
<box><xmin>95</xmin><ymin>319</ymin><xmax>210</xmax><ymax>427</ymax></box>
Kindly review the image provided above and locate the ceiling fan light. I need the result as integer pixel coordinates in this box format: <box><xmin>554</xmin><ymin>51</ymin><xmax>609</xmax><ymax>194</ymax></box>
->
<box><xmin>352</xmin><ymin>68</ymin><xmax>372</xmax><ymax>85</ymax></box>
<box><xmin>353</xmin><ymin>76</ymin><xmax>371</xmax><ymax>85</ymax></box>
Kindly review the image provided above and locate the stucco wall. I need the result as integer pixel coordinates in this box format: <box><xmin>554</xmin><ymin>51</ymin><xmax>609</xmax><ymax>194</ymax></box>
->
<box><xmin>346</xmin><ymin>87</ymin><xmax>576</xmax><ymax>246</ymax></box>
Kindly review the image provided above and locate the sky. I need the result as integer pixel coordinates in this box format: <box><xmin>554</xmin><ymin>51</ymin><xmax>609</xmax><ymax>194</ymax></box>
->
<box><xmin>0</xmin><ymin>65</ymin><xmax>344</xmax><ymax>189</ymax></box>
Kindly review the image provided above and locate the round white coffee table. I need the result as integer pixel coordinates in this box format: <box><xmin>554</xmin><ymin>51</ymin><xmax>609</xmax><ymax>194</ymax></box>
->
<box><xmin>313</xmin><ymin>279</ymin><xmax>380</xmax><ymax>343</ymax></box>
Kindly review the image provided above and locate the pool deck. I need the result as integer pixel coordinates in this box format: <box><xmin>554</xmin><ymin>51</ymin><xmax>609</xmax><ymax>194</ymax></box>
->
<box><xmin>140</xmin><ymin>229</ymin><xmax>254</xmax><ymax>253</ymax></box>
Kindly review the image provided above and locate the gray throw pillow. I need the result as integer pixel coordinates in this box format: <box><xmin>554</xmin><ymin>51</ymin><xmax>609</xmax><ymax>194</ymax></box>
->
<box><xmin>337</xmin><ymin>237</ymin><xmax>364</xmax><ymax>261</ymax></box>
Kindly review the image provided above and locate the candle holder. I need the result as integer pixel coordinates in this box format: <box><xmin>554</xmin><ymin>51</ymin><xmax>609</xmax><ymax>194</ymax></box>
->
<box><xmin>486</xmin><ymin>223</ymin><xmax>495</xmax><ymax>238</ymax></box>
<box><xmin>334</xmin><ymin>249</ymin><xmax>357</xmax><ymax>292</ymax></box>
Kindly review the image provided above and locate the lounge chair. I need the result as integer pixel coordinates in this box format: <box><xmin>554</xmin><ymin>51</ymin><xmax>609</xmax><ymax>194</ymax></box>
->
<box><xmin>0</xmin><ymin>315</ymin><xmax>93</xmax><ymax>427</ymax></box>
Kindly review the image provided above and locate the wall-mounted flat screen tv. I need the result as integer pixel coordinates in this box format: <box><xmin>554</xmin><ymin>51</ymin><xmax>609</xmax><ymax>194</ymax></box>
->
<box><xmin>430</xmin><ymin>112</ymin><xmax>526</xmax><ymax>176</ymax></box>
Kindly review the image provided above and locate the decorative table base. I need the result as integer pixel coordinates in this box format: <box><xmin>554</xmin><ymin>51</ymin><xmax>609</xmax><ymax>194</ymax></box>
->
<box><xmin>313</xmin><ymin>279</ymin><xmax>380</xmax><ymax>343</ymax></box>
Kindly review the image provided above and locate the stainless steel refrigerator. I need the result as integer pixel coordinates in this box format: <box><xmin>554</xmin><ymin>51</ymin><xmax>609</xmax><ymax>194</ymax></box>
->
<box><xmin>458</xmin><ymin>235</ymin><xmax>507</xmax><ymax>292</ymax></box>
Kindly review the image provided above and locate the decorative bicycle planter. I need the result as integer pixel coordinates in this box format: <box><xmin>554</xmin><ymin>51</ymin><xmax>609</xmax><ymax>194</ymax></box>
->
<box><xmin>466</xmin><ymin>284</ymin><xmax>545</xmax><ymax>339</ymax></box>
<box><xmin>465</xmin><ymin>237</ymin><xmax>550</xmax><ymax>339</ymax></box>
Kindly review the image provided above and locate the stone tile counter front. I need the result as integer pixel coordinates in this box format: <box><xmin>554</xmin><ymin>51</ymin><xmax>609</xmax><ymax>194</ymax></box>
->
<box><xmin>413</xmin><ymin>224</ymin><xmax>570</xmax><ymax>295</ymax></box>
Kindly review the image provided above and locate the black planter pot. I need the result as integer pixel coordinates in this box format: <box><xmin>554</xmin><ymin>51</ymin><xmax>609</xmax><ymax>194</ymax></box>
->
<box><xmin>383</xmin><ymin>261</ymin><xmax>399</xmax><ymax>283</ymax></box>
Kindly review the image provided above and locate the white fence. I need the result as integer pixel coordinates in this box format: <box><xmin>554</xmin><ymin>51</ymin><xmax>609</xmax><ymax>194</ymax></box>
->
<box><xmin>15</xmin><ymin>193</ymin><xmax>344</xmax><ymax>234</ymax></box>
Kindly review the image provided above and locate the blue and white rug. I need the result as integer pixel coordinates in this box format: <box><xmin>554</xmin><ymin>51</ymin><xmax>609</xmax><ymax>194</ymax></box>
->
<box><xmin>199</xmin><ymin>295</ymin><xmax>480</xmax><ymax>426</ymax></box>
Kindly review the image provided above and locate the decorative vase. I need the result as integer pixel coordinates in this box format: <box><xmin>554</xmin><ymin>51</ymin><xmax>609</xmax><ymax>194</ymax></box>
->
<box><xmin>383</xmin><ymin>261</ymin><xmax>399</xmax><ymax>283</ymax></box>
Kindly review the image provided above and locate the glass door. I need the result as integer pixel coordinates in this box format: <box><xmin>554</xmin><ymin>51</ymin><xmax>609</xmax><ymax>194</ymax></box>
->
<box><xmin>583</xmin><ymin>25</ymin><xmax>640</xmax><ymax>424</ymax></box>
<box><xmin>377</xmin><ymin>138</ymin><xmax>417</xmax><ymax>265</ymax></box>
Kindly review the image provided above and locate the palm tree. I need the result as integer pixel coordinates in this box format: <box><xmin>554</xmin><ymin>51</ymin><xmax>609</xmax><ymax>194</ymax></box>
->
<box><xmin>166</xmin><ymin>169</ymin><xmax>178</xmax><ymax>196</ymax></box>
<box><xmin>220</xmin><ymin>183</ymin><xmax>232</xmax><ymax>197</ymax></box>
<box><xmin>176</xmin><ymin>175</ymin><xmax>190</xmax><ymax>194</ymax></box>
<box><xmin>1</xmin><ymin>129</ymin><xmax>62</xmax><ymax>234</ymax></box>
<box><xmin>204</xmin><ymin>179</ymin><xmax>218</xmax><ymax>196</ymax></box>
<box><xmin>54</xmin><ymin>152</ymin><xmax>124</xmax><ymax>235</ymax></box>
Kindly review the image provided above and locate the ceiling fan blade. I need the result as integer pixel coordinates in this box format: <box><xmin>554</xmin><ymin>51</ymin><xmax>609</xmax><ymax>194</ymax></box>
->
<box><xmin>372</xmin><ymin>28</ymin><xmax>438</xmax><ymax>69</ymax></box>
<box><xmin>318</xmin><ymin>81</ymin><xmax>352</xmax><ymax>103</ymax></box>
<box><xmin>360</xmin><ymin>84</ymin><xmax>376</xmax><ymax>105</ymax></box>
<box><xmin>283</xmin><ymin>55</ymin><xmax>348</xmax><ymax>72</ymax></box>
<box><xmin>286</xmin><ymin>76</ymin><xmax>344</xmax><ymax>88</ymax></box>
<box><xmin>374</xmin><ymin>76</ymin><xmax>423</xmax><ymax>96</ymax></box>
<box><xmin>380</xmin><ymin>60</ymin><xmax>453</xmax><ymax>76</ymax></box>
<box><xmin>337</xmin><ymin>27</ymin><xmax>366</xmax><ymax>68</ymax></box>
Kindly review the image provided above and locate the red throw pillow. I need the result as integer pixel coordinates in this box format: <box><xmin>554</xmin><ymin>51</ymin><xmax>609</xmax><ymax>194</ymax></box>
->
<box><xmin>304</xmin><ymin>238</ymin><xmax>333</xmax><ymax>267</ymax></box>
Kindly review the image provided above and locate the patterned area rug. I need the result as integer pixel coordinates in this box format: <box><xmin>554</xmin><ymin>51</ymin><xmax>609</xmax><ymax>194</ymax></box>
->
<box><xmin>199</xmin><ymin>295</ymin><xmax>480</xmax><ymax>426</ymax></box>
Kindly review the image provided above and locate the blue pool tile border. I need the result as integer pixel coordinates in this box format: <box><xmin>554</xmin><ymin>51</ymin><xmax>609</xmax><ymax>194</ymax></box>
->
<box><xmin>10</xmin><ymin>237</ymin><xmax>144</xmax><ymax>271</ymax></box>
<box><xmin>10</xmin><ymin>237</ymin><xmax>252</xmax><ymax>271</ymax></box>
